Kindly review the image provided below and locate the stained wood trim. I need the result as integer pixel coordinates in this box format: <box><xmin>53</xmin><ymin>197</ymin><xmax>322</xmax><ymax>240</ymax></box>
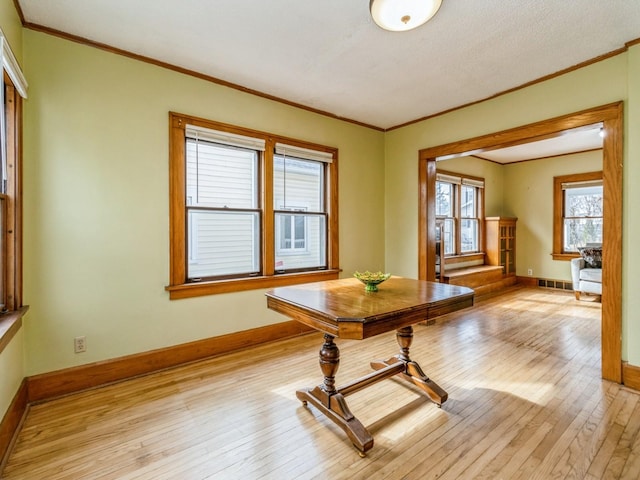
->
<box><xmin>420</xmin><ymin>103</ymin><xmax>622</xmax><ymax>160</ymax></box>
<box><xmin>601</xmin><ymin>104</ymin><xmax>623</xmax><ymax>382</ymax></box>
<box><xmin>0</xmin><ymin>306</ymin><xmax>28</xmax><ymax>355</ymax></box>
<box><xmin>418</xmin><ymin>158</ymin><xmax>436</xmax><ymax>281</ymax></box>
<box><xmin>328</xmin><ymin>151</ymin><xmax>340</xmax><ymax>271</ymax></box>
<box><xmin>516</xmin><ymin>276</ymin><xmax>538</xmax><ymax>288</ymax></box>
<box><xmin>0</xmin><ymin>378</ymin><xmax>27</xmax><ymax>468</ymax></box>
<box><xmin>167</xmin><ymin>113</ymin><xmax>340</xmax><ymax>299</ymax></box>
<box><xmin>166</xmin><ymin>269</ymin><xmax>341</xmax><ymax>299</ymax></box>
<box><xmin>26</xmin><ymin>320</ymin><xmax>314</xmax><ymax>403</ymax></box>
<box><xmin>622</xmin><ymin>362</ymin><xmax>640</xmax><ymax>392</ymax></box>
<box><xmin>551</xmin><ymin>253</ymin><xmax>580</xmax><ymax>261</ymax></box>
<box><xmin>419</xmin><ymin>102</ymin><xmax>623</xmax><ymax>383</ymax></box>
<box><xmin>11</xmin><ymin>0</ymin><xmax>25</xmax><ymax>25</ymax></box>
<box><xmin>444</xmin><ymin>253</ymin><xmax>485</xmax><ymax>266</ymax></box>
<box><xmin>552</xmin><ymin>170</ymin><xmax>603</xmax><ymax>258</ymax></box>
<box><xmin>2</xmin><ymin>84</ymin><xmax>23</xmax><ymax>311</ymax></box>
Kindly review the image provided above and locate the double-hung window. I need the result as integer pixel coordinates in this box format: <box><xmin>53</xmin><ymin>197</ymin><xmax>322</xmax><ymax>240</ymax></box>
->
<box><xmin>435</xmin><ymin>179</ymin><xmax>455</xmax><ymax>255</ymax></box>
<box><xmin>435</xmin><ymin>171</ymin><xmax>484</xmax><ymax>256</ymax></box>
<box><xmin>167</xmin><ymin>113</ymin><xmax>339</xmax><ymax>299</ymax></box>
<box><xmin>553</xmin><ymin>171</ymin><xmax>603</xmax><ymax>257</ymax></box>
<box><xmin>0</xmin><ymin>35</ymin><xmax>27</xmax><ymax>314</ymax></box>
<box><xmin>274</xmin><ymin>144</ymin><xmax>328</xmax><ymax>272</ymax></box>
<box><xmin>185</xmin><ymin>126</ymin><xmax>263</xmax><ymax>280</ymax></box>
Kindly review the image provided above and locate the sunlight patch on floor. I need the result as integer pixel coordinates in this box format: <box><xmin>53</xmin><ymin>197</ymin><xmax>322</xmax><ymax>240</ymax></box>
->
<box><xmin>481</xmin><ymin>379</ymin><xmax>554</xmax><ymax>405</ymax></box>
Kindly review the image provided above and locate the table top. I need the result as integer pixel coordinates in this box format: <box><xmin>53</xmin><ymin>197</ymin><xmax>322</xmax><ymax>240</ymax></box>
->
<box><xmin>265</xmin><ymin>276</ymin><xmax>474</xmax><ymax>339</ymax></box>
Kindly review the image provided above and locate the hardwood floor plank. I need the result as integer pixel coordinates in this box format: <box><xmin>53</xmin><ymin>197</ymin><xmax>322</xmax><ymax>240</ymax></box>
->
<box><xmin>582</xmin><ymin>389</ymin><xmax>639</xmax><ymax>478</ymax></box>
<box><xmin>477</xmin><ymin>367</ymin><xmax>596</xmax><ymax>479</ymax></box>
<box><xmin>3</xmin><ymin>287</ymin><xmax>639</xmax><ymax>480</ymax></box>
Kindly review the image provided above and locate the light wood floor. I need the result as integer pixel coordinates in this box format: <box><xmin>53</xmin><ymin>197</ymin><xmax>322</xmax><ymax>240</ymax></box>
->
<box><xmin>3</xmin><ymin>287</ymin><xmax>639</xmax><ymax>479</ymax></box>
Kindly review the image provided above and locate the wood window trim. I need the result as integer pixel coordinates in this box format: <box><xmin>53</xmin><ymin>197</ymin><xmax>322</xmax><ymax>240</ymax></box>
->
<box><xmin>0</xmin><ymin>80</ymin><xmax>25</xmax><ymax>353</ymax></box>
<box><xmin>3</xmin><ymin>81</ymin><xmax>23</xmax><ymax>311</ymax></box>
<box><xmin>435</xmin><ymin>169</ymin><xmax>486</xmax><ymax>257</ymax></box>
<box><xmin>552</xmin><ymin>170</ymin><xmax>603</xmax><ymax>260</ymax></box>
<box><xmin>166</xmin><ymin>112</ymin><xmax>340</xmax><ymax>299</ymax></box>
<box><xmin>418</xmin><ymin>101</ymin><xmax>623</xmax><ymax>384</ymax></box>
<box><xmin>0</xmin><ymin>306</ymin><xmax>28</xmax><ymax>355</ymax></box>
<box><xmin>444</xmin><ymin>253</ymin><xmax>485</xmax><ymax>266</ymax></box>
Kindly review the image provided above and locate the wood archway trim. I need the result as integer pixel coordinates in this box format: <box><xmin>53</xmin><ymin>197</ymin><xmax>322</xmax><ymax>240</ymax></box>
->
<box><xmin>418</xmin><ymin>102</ymin><xmax>623</xmax><ymax>383</ymax></box>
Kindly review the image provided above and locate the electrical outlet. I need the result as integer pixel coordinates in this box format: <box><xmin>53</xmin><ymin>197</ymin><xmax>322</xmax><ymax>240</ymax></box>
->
<box><xmin>527</xmin><ymin>268</ymin><xmax>533</xmax><ymax>276</ymax></box>
<box><xmin>74</xmin><ymin>336</ymin><xmax>86</xmax><ymax>353</ymax></box>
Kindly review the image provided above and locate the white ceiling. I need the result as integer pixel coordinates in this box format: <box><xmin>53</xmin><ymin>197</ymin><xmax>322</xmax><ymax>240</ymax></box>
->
<box><xmin>474</xmin><ymin>125</ymin><xmax>604</xmax><ymax>164</ymax></box>
<box><xmin>17</xmin><ymin>0</ymin><xmax>640</xmax><ymax>131</ymax></box>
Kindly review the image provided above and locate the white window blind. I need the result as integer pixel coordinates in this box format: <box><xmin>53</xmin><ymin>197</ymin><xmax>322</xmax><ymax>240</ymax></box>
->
<box><xmin>186</xmin><ymin>124</ymin><xmax>266</xmax><ymax>151</ymax></box>
<box><xmin>462</xmin><ymin>178</ymin><xmax>485</xmax><ymax>188</ymax></box>
<box><xmin>436</xmin><ymin>173</ymin><xmax>461</xmax><ymax>184</ymax></box>
<box><xmin>561</xmin><ymin>179</ymin><xmax>603</xmax><ymax>190</ymax></box>
<box><xmin>275</xmin><ymin>143</ymin><xmax>333</xmax><ymax>163</ymax></box>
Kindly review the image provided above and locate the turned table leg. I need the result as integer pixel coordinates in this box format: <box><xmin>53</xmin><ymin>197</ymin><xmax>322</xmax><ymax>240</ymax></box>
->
<box><xmin>370</xmin><ymin>325</ymin><xmax>448</xmax><ymax>406</ymax></box>
<box><xmin>296</xmin><ymin>334</ymin><xmax>374</xmax><ymax>454</ymax></box>
<box><xmin>319</xmin><ymin>334</ymin><xmax>339</xmax><ymax>397</ymax></box>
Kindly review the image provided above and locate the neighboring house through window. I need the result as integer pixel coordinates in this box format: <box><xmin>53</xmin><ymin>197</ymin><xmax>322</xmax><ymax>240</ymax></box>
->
<box><xmin>273</xmin><ymin>145</ymin><xmax>327</xmax><ymax>272</ymax></box>
<box><xmin>167</xmin><ymin>113</ymin><xmax>339</xmax><ymax>299</ymax></box>
<box><xmin>435</xmin><ymin>171</ymin><xmax>484</xmax><ymax>257</ymax></box>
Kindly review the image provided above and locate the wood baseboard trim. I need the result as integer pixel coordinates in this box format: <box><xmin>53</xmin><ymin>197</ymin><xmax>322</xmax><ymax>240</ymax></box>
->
<box><xmin>516</xmin><ymin>276</ymin><xmax>537</xmax><ymax>288</ymax></box>
<box><xmin>0</xmin><ymin>379</ymin><xmax>28</xmax><ymax>468</ymax></box>
<box><xmin>622</xmin><ymin>361</ymin><xmax>640</xmax><ymax>391</ymax></box>
<box><xmin>27</xmin><ymin>320</ymin><xmax>314</xmax><ymax>403</ymax></box>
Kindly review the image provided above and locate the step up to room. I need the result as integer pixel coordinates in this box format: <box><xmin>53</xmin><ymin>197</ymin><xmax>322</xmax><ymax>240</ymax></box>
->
<box><xmin>442</xmin><ymin>265</ymin><xmax>504</xmax><ymax>288</ymax></box>
<box><xmin>441</xmin><ymin>264</ymin><xmax>518</xmax><ymax>297</ymax></box>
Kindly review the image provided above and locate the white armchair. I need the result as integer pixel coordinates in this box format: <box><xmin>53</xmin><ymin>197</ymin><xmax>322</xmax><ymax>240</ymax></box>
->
<box><xmin>571</xmin><ymin>257</ymin><xmax>602</xmax><ymax>300</ymax></box>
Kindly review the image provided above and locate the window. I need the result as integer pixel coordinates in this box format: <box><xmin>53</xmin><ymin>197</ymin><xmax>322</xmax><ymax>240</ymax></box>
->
<box><xmin>277</xmin><ymin>210</ymin><xmax>306</xmax><ymax>252</ymax></box>
<box><xmin>435</xmin><ymin>181</ymin><xmax>454</xmax><ymax>254</ymax></box>
<box><xmin>273</xmin><ymin>147</ymin><xmax>326</xmax><ymax>271</ymax></box>
<box><xmin>185</xmin><ymin>129</ymin><xmax>261</xmax><ymax>280</ymax></box>
<box><xmin>167</xmin><ymin>113</ymin><xmax>339</xmax><ymax>299</ymax></box>
<box><xmin>435</xmin><ymin>171</ymin><xmax>484</xmax><ymax>257</ymax></box>
<box><xmin>460</xmin><ymin>184</ymin><xmax>479</xmax><ymax>253</ymax></box>
<box><xmin>0</xmin><ymin>35</ymin><xmax>27</xmax><ymax>313</ymax></box>
<box><xmin>553</xmin><ymin>171</ymin><xmax>603</xmax><ymax>259</ymax></box>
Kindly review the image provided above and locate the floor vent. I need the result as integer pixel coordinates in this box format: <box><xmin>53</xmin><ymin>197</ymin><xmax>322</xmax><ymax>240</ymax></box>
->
<box><xmin>537</xmin><ymin>278</ymin><xmax>573</xmax><ymax>291</ymax></box>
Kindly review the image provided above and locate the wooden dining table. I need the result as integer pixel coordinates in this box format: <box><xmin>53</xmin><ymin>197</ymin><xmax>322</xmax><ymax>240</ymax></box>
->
<box><xmin>265</xmin><ymin>276</ymin><xmax>474</xmax><ymax>455</ymax></box>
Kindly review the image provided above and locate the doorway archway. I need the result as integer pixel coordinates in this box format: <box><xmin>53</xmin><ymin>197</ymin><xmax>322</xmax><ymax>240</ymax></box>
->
<box><xmin>418</xmin><ymin>102</ymin><xmax>623</xmax><ymax>383</ymax></box>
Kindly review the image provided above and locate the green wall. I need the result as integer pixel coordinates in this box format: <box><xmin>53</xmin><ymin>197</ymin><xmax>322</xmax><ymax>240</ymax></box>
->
<box><xmin>386</xmin><ymin>47</ymin><xmax>639</xmax><ymax>365</ymax></box>
<box><xmin>438</xmin><ymin>150</ymin><xmax>603</xmax><ymax>282</ymax></box>
<box><xmin>626</xmin><ymin>44</ymin><xmax>640</xmax><ymax>366</ymax></box>
<box><xmin>22</xmin><ymin>30</ymin><xmax>385</xmax><ymax>375</ymax></box>
<box><xmin>0</xmin><ymin>0</ymin><xmax>21</xmax><ymax>61</ymax></box>
<box><xmin>2</xmin><ymin>0</ymin><xmax>640</xmax><ymax>427</ymax></box>
<box><xmin>503</xmin><ymin>150</ymin><xmax>602</xmax><ymax>281</ymax></box>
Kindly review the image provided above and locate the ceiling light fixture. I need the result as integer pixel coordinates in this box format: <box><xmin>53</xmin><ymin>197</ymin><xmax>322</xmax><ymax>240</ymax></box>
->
<box><xmin>370</xmin><ymin>0</ymin><xmax>442</xmax><ymax>32</ymax></box>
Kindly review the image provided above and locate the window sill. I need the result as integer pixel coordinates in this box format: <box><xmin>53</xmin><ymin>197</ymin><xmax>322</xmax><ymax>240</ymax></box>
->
<box><xmin>166</xmin><ymin>269</ymin><xmax>341</xmax><ymax>300</ymax></box>
<box><xmin>552</xmin><ymin>253</ymin><xmax>580</xmax><ymax>261</ymax></box>
<box><xmin>444</xmin><ymin>253</ymin><xmax>485</xmax><ymax>265</ymax></box>
<box><xmin>0</xmin><ymin>306</ymin><xmax>29</xmax><ymax>355</ymax></box>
